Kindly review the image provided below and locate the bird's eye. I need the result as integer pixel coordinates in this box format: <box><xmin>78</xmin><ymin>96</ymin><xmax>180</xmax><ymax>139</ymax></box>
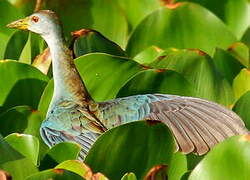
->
<box><xmin>31</xmin><ymin>16</ymin><xmax>39</xmax><ymax>23</ymax></box>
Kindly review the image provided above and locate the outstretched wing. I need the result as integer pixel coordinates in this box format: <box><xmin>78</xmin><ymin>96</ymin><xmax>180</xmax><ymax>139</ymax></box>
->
<box><xmin>99</xmin><ymin>94</ymin><xmax>248</xmax><ymax>155</ymax></box>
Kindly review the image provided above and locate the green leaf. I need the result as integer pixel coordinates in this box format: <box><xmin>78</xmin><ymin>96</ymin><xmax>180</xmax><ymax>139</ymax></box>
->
<box><xmin>72</xmin><ymin>29</ymin><xmax>126</xmax><ymax>57</ymax></box>
<box><xmin>168</xmin><ymin>152</ymin><xmax>187</xmax><ymax>180</ymax></box>
<box><xmin>1</xmin><ymin>158</ymin><xmax>38</xmax><ymax>180</ymax></box>
<box><xmin>25</xmin><ymin>169</ymin><xmax>84</xmax><ymax>180</ymax></box>
<box><xmin>55</xmin><ymin>160</ymin><xmax>92</xmax><ymax>177</ymax></box>
<box><xmin>55</xmin><ymin>160</ymin><xmax>109</xmax><ymax>179</ymax></box>
<box><xmin>38</xmin><ymin>79</ymin><xmax>54</xmax><ymax>115</ymax></box>
<box><xmin>0</xmin><ymin>60</ymin><xmax>49</xmax><ymax>110</ymax></box>
<box><xmin>121</xmin><ymin>173</ymin><xmax>137</xmax><ymax>180</ymax></box>
<box><xmin>0</xmin><ymin>134</ymin><xmax>23</xmax><ymax>164</ymax></box>
<box><xmin>233</xmin><ymin>91</ymin><xmax>250</xmax><ymax>129</ymax></box>
<box><xmin>118</xmin><ymin>69</ymin><xmax>195</xmax><ymax>98</ymax></box>
<box><xmin>5</xmin><ymin>133</ymin><xmax>39</xmax><ymax>165</ymax></box>
<box><xmin>233</xmin><ymin>68</ymin><xmax>250</xmax><ymax>101</ymax></box>
<box><xmin>126</xmin><ymin>2</ymin><xmax>237</xmax><ymax>57</ymax></box>
<box><xmin>7</xmin><ymin>0</ymin><xmax>35</xmax><ymax>16</ymax></box>
<box><xmin>75</xmin><ymin>54</ymin><xmax>143</xmax><ymax>102</ymax></box>
<box><xmin>117</xmin><ymin>0</ymin><xmax>162</xmax><ymax>31</ymax></box>
<box><xmin>85</xmin><ymin>121</ymin><xmax>174</xmax><ymax>179</ymax></box>
<box><xmin>213</xmin><ymin>48</ymin><xmax>244</xmax><ymax>84</ymax></box>
<box><xmin>149</xmin><ymin>48</ymin><xmax>234</xmax><ymax>106</ymax></box>
<box><xmin>0</xmin><ymin>106</ymin><xmax>48</xmax><ymax>159</ymax></box>
<box><xmin>40</xmin><ymin>142</ymin><xmax>81</xmax><ymax>170</ymax></box>
<box><xmin>176</xmin><ymin>0</ymin><xmax>250</xmax><ymax>39</ymax></box>
<box><xmin>189</xmin><ymin>135</ymin><xmax>250</xmax><ymax>180</ymax></box>
<box><xmin>44</xmin><ymin>0</ymin><xmax>128</xmax><ymax>47</ymax></box>
<box><xmin>19</xmin><ymin>33</ymin><xmax>45</xmax><ymax>64</ymax></box>
<box><xmin>4</xmin><ymin>30</ymin><xmax>29</xmax><ymax>60</ymax></box>
<box><xmin>0</xmin><ymin>106</ymin><xmax>32</xmax><ymax>136</ymax></box>
<box><xmin>0</xmin><ymin>135</ymin><xmax>38</xmax><ymax>180</ymax></box>
<box><xmin>241</xmin><ymin>28</ymin><xmax>250</xmax><ymax>47</ymax></box>
<box><xmin>133</xmin><ymin>46</ymin><xmax>163</xmax><ymax>64</ymax></box>
<box><xmin>0</xmin><ymin>0</ymin><xmax>24</xmax><ymax>59</ymax></box>
<box><xmin>227</xmin><ymin>42</ymin><xmax>249</xmax><ymax>68</ymax></box>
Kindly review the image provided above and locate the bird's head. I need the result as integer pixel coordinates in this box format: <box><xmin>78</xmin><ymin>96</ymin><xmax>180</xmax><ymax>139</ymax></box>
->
<box><xmin>7</xmin><ymin>10</ymin><xmax>62</xmax><ymax>37</ymax></box>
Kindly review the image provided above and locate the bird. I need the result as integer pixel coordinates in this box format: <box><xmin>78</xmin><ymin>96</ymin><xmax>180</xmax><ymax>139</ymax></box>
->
<box><xmin>7</xmin><ymin>10</ymin><xmax>249</xmax><ymax>160</ymax></box>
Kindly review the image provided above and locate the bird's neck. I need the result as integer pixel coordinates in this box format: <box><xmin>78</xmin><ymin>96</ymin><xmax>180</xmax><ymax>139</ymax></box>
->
<box><xmin>43</xmin><ymin>33</ymin><xmax>92</xmax><ymax>107</ymax></box>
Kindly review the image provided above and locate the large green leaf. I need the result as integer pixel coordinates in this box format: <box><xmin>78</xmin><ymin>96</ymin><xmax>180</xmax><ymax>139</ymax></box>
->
<box><xmin>0</xmin><ymin>135</ymin><xmax>38</xmax><ymax>180</ymax></box>
<box><xmin>227</xmin><ymin>42</ymin><xmax>249</xmax><ymax>68</ymax></box>
<box><xmin>233</xmin><ymin>91</ymin><xmax>250</xmax><ymax>129</ymax></box>
<box><xmin>76</xmin><ymin>54</ymin><xmax>143</xmax><ymax>101</ymax></box>
<box><xmin>44</xmin><ymin>0</ymin><xmax>128</xmax><ymax>47</ymax></box>
<box><xmin>0</xmin><ymin>0</ymin><xmax>23</xmax><ymax>59</ymax></box>
<box><xmin>56</xmin><ymin>160</ymin><xmax>109</xmax><ymax>179</ymax></box>
<box><xmin>241</xmin><ymin>28</ymin><xmax>250</xmax><ymax>47</ymax></box>
<box><xmin>19</xmin><ymin>33</ymin><xmax>45</xmax><ymax>64</ymax></box>
<box><xmin>38</xmin><ymin>54</ymin><xmax>143</xmax><ymax>114</ymax></box>
<box><xmin>55</xmin><ymin>160</ymin><xmax>92</xmax><ymax>177</ymax></box>
<box><xmin>168</xmin><ymin>152</ymin><xmax>187</xmax><ymax>180</ymax></box>
<box><xmin>133</xmin><ymin>46</ymin><xmax>164</xmax><ymax>64</ymax></box>
<box><xmin>149</xmin><ymin>49</ymin><xmax>234</xmax><ymax>105</ymax></box>
<box><xmin>233</xmin><ymin>68</ymin><xmax>250</xmax><ymax>101</ymax></box>
<box><xmin>189</xmin><ymin>135</ymin><xmax>250</xmax><ymax>180</ymax></box>
<box><xmin>7</xmin><ymin>0</ymin><xmax>35</xmax><ymax>15</ymax></box>
<box><xmin>40</xmin><ymin>142</ymin><xmax>81</xmax><ymax>170</ymax></box>
<box><xmin>213</xmin><ymin>48</ymin><xmax>244</xmax><ymax>84</ymax></box>
<box><xmin>38</xmin><ymin>79</ymin><xmax>54</xmax><ymax>115</ymax></box>
<box><xmin>0</xmin><ymin>60</ymin><xmax>49</xmax><ymax>110</ymax></box>
<box><xmin>5</xmin><ymin>133</ymin><xmax>39</xmax><ymax>165</ymax></box>
<box><xmin>85</xmin><ymin>121</ymin><xmax>174</xmax><ymax>179</ymax></box>
<box><xmin>117</xmin><ymin>0</ymin><xmax>162</xmax><ymax>31</ymax></box>
<box><xmin>176</xmin><ymin>0</ymin><xmax>250</xmax><ymax>39</ymax></box>
<box><xmin>126</xmin><ymin>2</ymin><xmax>237</xmax><ymax>57</ymax></box>
<box><xmin>0</xmin><ymin>106</ymin><xmax>32</xmax><ymax>136</ymax></box>
<box><xmin>72</xmin><ymin>29</ymin><xmax>126</xmax><ymax>57</ymax></box>
<box><xmin>0</xmin><ymin>106</ymin><xmax>48</xmax><ymax>158</ymax></box>
<box><xmin>4</xmin><ymin>30</ymin><xmax>29</xmax><ymax>60</ymax></box>
<box><xmin>0</xmin><ymin>134</ymin><xmax>23</xmax><ymax>164</ymax></box>
<box><xmin>118</xmin><ymin>69</ymin><xmax>195</xmax><ymax>98</ymax></box>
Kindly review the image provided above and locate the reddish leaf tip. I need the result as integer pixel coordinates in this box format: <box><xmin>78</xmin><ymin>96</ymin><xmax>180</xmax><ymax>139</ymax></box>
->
<box><xmin>160</xmin><ymin>0</ymin><xmax>183</xmax><ymax>9</ymax></box>
<box><xmin>157</xmin><ymin>55</ymin><xmax>166</xmax><ymax>61</ymax></box>
<box><xmin>228</xmin><ymin>42</ymin><xmax>241</xmax><ymax>51</ymax></box>
<box><xmin>146</xmin><ymin>120</ymin><xmax>161</xmax><ymax>126</ymax></box>
<box><xmin>188</xmin><ymin>49</ymin><xmax>206</xmax><ymax>56</ymax></box>
<box><xmin>141</xmin><ymin>65</ymin><xmax>151</xmax><ymax>70</ymax></box>
<box><xmin>53</xmin><ymin>169</ymin><xmax>64</xmax><ymax>175</ymax></box>
<box><xmin>240</xmin><ymin>134</ymin><xmax>250</xmax><ymax>142</ymax></box>
<box><xmin>71</xmin><ymin>29</ymin><xmax>93</xmax><ymax>38</ymax></box>
<box><xmin>31</xmin><ymin>109</ymin><xmax>38</xmax><ymax>113</ymax></box>
<box><xmin>144</xmin><ymin>164</ymin><xmax>168</xmax><ymax>179</ymax></box>
<box><xmin>155</xmin><ymin>68</ymin><xmax>166</xmax><ymax>73</ymax></box>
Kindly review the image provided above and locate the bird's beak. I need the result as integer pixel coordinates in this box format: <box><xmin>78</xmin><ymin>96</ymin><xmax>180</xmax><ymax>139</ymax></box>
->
<box><xmin>6</xmin><ymin>17</ymin><xmax>29</xmax><ymax>30</ymax></box>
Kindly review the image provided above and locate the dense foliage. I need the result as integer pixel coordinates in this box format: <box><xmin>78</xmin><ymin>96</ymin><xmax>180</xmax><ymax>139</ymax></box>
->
<box><xmin>0</xmin><ymin>0</ymin><xmax>250</xmax><ymax>179</ymax></box>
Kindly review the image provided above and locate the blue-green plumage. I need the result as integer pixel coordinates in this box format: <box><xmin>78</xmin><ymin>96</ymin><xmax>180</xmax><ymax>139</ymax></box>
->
<box><xmin>8</xmin><ymin>10</ymin><xmax>249</xmax><ymax>160</ymax></box>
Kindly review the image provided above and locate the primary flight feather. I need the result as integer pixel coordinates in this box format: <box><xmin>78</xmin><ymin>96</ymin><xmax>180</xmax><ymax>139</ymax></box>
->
<box><xmin>7</xmin><ymin>10</ymin><xmax>249</xmax><ymax>160</ymax></box>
